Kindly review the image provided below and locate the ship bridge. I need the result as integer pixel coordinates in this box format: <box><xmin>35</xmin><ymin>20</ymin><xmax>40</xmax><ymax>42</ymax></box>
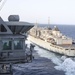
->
<box><xmin>0</xmin><ymin>15</ymin><xmax>33</xmax><ymax>34</ymax></box>
<box><xmin>0</xmin><ymin>15</ymin><xmax>34</xmax><ymax>63</ymax></box>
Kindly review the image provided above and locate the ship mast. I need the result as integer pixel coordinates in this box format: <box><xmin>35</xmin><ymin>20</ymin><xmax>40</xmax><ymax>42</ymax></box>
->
<box><xmin>48</xmin><ymin>17</ymin><xmax>50</xmax><ymax>25</ymax></box>
<box><xmin>48</xmin><ymin>17</ymin><xmax>50</xmax><ymax>28</ymax></box>
<box><xmin>35</xmin><ymin>19</ymin><xmax>38</xmax><ymax>27</ymax></box>
<box><xmin>0</xmin><ymin>0</ymin><xmax>7</xmax><ymax>12</ymax></box>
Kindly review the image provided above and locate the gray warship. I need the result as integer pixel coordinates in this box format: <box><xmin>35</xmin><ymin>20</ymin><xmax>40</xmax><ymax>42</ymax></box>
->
<box><xmin>0</xmin><ymin>15</ymin><xmax>34</xmax><ymax>75</ymax></box>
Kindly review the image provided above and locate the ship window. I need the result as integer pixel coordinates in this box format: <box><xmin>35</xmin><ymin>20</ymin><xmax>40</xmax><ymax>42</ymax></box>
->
<box><xmin>3</xmin><ymin>40</ymin><xmax>12</xmax><ymax>50</ymax></box>
<box><xmin>14</xmin><ymin>39</ymin><xmax>23</xmax><ymax>50</ymax></box>
<box><xmin>71</xmin><ymin>49</ymin><xmax>75</xmax><ymax>50</ymax></box>
<box><xmin>0</xmin><ymin>24</ymin><xmax>7</xmax><ymax>32</ymax></box>
<box><xmin>65</xmin><ymin>49</ymin><xmax>68</xmax><ymax>50</ymax></box>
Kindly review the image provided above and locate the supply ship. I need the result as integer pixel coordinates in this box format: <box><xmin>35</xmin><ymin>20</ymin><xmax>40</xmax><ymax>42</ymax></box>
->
<box><xmin>28</xmin><ymin>25</ymin><xmax>75</xmax><ymax>56</ymax></box>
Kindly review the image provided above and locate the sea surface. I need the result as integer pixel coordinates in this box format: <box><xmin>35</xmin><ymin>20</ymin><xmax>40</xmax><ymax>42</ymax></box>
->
<box><xmin>13</xmin><ymin>25</ymin><xmax>75</xmax><ymax>75</ymax></box>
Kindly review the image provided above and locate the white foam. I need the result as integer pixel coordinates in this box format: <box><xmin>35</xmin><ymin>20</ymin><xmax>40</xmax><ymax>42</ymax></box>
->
<box><xmin>34</xmin><ymin>44</ymin><xmax>75</xmax><ymax>75</ymax></box>
<box><xmin>61</xmin><ymin>56</ymin><xmax>67</xmax><ymax>61</ymax></box>
<box><xmin>16</xmin><ymin>40</ymin><xmax>75</xmax><ymax>75</ymax></box>
<box><xmin>55</xmin><ymin>58</ymin><xmax>75</xmax><ymax>75</ymax></box>
<box><xmin>34</xmin><ymin>45</ymin><xmax>62</xmax><ymax>65</ymax></box>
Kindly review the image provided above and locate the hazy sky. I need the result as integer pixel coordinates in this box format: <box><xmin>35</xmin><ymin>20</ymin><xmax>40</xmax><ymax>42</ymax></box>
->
<box><xmin>0</xmin><ymin>0</ymin><xmax>75</xmax><ymax>25</ymax></box>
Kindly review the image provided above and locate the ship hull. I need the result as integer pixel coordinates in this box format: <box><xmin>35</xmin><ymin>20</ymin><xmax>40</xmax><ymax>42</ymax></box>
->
<box><xmin>28</xmin><ymin>35</ymin><xmax>75</xmax><ymax>56</ymax></box>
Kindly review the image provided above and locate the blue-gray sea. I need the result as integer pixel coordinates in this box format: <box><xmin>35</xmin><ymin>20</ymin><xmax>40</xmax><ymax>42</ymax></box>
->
<box><xmin>13</xmin><ymin>24</ymin><xmax>75</xmax><ymax>75</ymax></box>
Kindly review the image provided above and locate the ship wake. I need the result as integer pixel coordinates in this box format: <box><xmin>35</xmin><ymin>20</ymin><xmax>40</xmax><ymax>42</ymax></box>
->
<box><xmin>13</xmin><ymin>40</ymin><xmax>75</xmax><ymax>75</ymax></box>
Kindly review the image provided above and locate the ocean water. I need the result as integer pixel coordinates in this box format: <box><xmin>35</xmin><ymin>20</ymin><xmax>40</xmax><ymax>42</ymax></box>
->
<box><xmin>13</xmin><ymin>25</ymin><xmax>75</xmax><ymax>75</ymax></box>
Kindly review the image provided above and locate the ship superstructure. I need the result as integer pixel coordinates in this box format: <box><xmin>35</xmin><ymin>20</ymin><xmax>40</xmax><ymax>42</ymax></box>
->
<box><xmin>0</xmin><ymin>15</ymin><xmax>34</xmax><ymax>74</ymax></box>
<box><xmin>29</xmin><ymin>25</ymin><xmax>75</xmax><ymax>56</ymax></box>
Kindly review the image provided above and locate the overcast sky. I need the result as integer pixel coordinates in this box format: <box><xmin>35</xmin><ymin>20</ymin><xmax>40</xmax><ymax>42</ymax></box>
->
<box><xmin>0</xmin><ymin>0</ymin><xmax>75</xmax><ymax>25</ymax></box>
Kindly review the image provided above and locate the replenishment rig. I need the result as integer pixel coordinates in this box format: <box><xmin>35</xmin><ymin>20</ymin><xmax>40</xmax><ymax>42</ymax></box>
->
<box><xmin>0</xmin><ymin>15</ymin><xmax>34</xmax><ymax>75</ymax></box>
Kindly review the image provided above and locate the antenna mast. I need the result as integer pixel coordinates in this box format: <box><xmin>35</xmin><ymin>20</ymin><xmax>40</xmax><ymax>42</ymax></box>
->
<box><xmin>48</xmin><ymin>17</ymin><xmax>51</xmax><ymax>29</ymax></box>
<box><xmin>0</xmin><ymin>0</ymin><xmax>7</xmax><ymax>12</ymax></box>
<box><xmin>35</xmin><ymin>19</ymin><xmax>38</xmax><ymax>27</ymax></box>
<box><xmin>48</xmin><ymin>17</ymin><xmax>50</xmax><ymax>25</ymax></box>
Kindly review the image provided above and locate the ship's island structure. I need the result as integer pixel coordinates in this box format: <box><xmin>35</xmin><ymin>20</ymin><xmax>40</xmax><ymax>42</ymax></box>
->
<box><xmin>0</xmin><ymin>15</ymin><xmax>34</xmax><ymax>74</ymax></box>
<box><xmin>28</xmin><ymin>25</ymin><xmax>75</xmax><ymax>56</ymax></box>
